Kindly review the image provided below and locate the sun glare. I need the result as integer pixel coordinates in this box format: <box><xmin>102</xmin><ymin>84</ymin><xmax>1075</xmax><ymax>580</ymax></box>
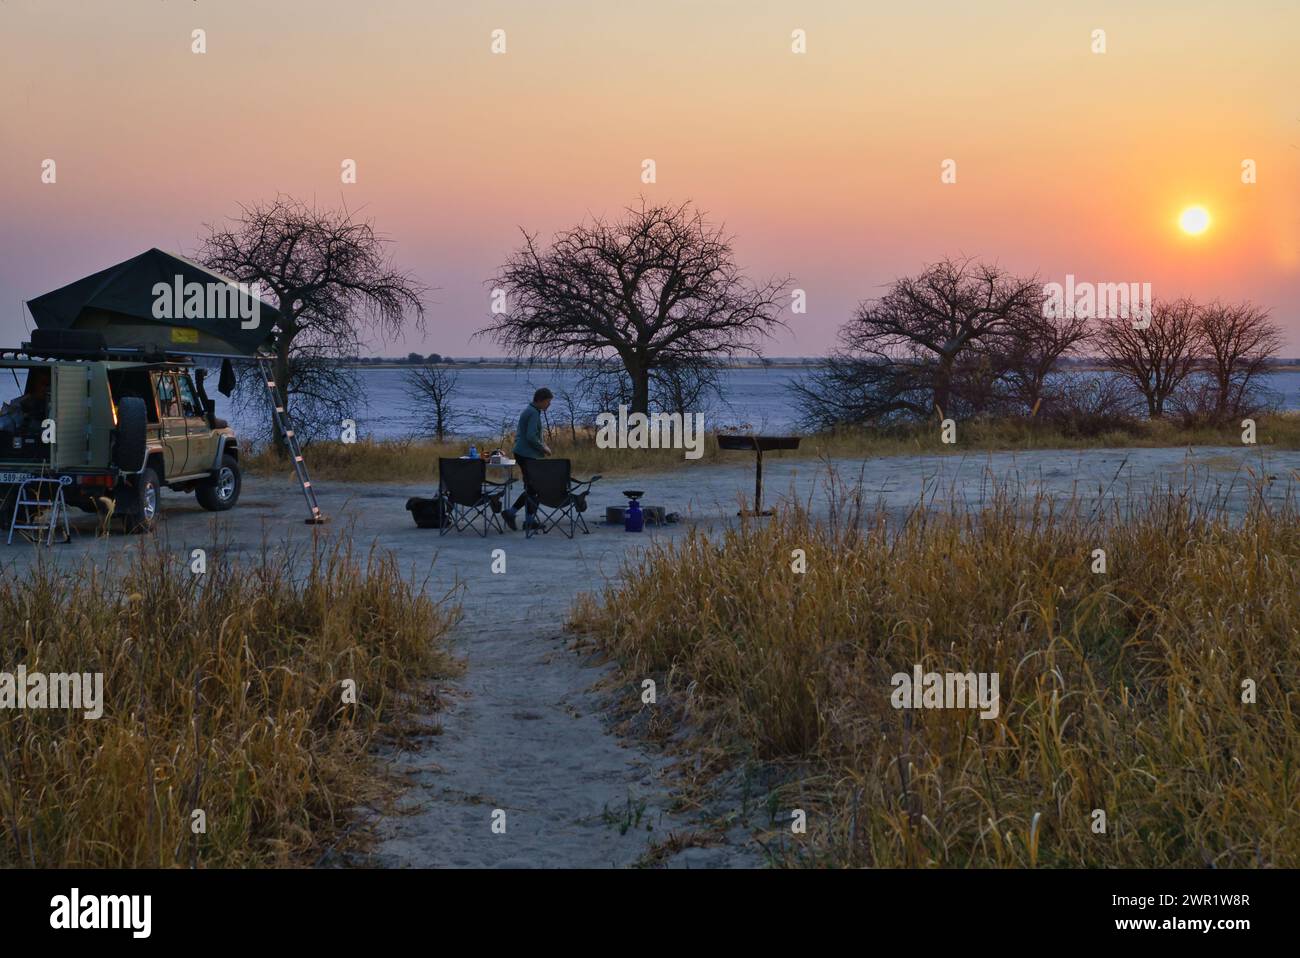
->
<box><xmin>1179</xmin><ymin>205</ymin><xmax>1211</xmax><ymax>236</ymax></box>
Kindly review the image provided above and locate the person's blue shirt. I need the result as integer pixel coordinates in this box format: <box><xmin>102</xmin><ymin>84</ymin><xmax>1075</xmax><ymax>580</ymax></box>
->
<box><xmin>513</xmin><ymin>402</ymin><xmax>546</xmax><ymax>459</ymax></box>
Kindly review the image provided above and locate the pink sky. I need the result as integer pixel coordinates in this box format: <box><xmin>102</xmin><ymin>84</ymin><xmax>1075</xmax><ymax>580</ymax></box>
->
<box><xmin>2</xmin><ymin>0</ymin><xmax>1298</xmax><ymax>354</ymax></box>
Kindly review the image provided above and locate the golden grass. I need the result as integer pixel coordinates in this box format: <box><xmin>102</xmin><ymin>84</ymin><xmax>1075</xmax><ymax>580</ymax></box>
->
<box><xmin>245</xmin><ymin>431</ymin><xmax>727</xmax><ymax>484</ymax></box>
<box><xmin>0</xmin><ymin>535</ymin><xmax>459</xmax><ymax>867</ymax></box>
<box><xmin>570</xmin><ymin>484</ymin><xmax>1300</xmax><ymax>867</ymax></box>
<box><xmin>245</xmin><ymin>413</ymin><xmax>1300</xmax><ymax>485</ymax></box>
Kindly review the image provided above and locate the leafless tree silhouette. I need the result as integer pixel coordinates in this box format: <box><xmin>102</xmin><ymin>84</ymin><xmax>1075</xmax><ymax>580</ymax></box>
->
<box><xmin>1096</xmin><ymin>299</ymin><xmax>1204</xmax><ymax>418</ymax></box>
<box><xmin>200</xmin><ymin>195</ymin><xmax>428</xmax><ymax>446</ymax></box>
<box><xmin>1195</xmin><ymin>301</ymin><xmax>1282</xmax><ymax>420</ymax></box>
<box><xmin>404</xmin><ymin>364</ymin><xmax>460</xmax><ymax>441</ymax></box>
<box><xmin>483</xmin><ymin>199</ymin><xmax>789</xmax><ymax>415</ymax></box>
<box><xmin>1001</xmin><ymin>309</ymin><xmax>1094</xmax><ymax>415</ymax></box>
<box><xmin>792</xmin><ymin>258</ymin><xmax>1045</xmax><ymax>426</ymax></box>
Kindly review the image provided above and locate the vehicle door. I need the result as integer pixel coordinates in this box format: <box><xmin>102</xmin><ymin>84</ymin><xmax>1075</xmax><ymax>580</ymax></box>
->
<box><xmin>176</xmin><ymin>372</ymin><xmax>214</xmax><ymax>475</ymax></box>
<box><xmin>152</xmin><ymin>371</ymin><xmax>187</xmax><ymax>478</ymax></box>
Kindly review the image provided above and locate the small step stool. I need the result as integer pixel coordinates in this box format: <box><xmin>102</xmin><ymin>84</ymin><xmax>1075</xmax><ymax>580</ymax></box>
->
<box><xmin>7</xmin><ymin>476</ymin><xmax>72</xmax><ymax>545</ymax></box>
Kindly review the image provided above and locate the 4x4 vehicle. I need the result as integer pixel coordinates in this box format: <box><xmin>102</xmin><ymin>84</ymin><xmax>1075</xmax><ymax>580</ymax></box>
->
<box><xmin>0</xmin><ymin>344</ymin><xmax>242</xmax><ymax>534</ymax></box>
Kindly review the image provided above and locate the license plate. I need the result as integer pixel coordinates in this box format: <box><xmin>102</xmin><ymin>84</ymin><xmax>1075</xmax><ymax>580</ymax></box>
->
<box><xmin>0</xmin><ymin>472</ymin><xmax>32</xmax><ymax>484</ymax></box>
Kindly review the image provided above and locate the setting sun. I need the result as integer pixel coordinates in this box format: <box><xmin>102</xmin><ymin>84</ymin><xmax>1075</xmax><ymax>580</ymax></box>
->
<box><xmin>1179</xmin><ymin>205</ymin><xmax>1211</xmax><ymax>235</ymax></box>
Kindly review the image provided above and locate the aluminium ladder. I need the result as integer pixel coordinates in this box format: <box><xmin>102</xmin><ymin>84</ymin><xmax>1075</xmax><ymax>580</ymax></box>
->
<box><xmin>7</xmin><ymin>476</ymin><xmax>72</xmax><ymax>545</ymax></box>
<box><xmin>257</xmin><ymin>356</ymin><xmax>326</xmax><ymax>524</ymax></box>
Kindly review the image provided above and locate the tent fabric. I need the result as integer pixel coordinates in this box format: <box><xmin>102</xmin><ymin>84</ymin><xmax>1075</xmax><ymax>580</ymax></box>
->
<box><xmin>26</xmin><ymin>248</ymin><xmax>280</xmax><ymax>357</ymax></box>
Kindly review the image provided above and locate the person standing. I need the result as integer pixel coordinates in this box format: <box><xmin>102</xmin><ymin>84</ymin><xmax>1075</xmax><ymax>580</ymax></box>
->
<box><xmin>501</xmin><ymin>387</ymin><xmax>552</xmax><ymax>530</ymax></box>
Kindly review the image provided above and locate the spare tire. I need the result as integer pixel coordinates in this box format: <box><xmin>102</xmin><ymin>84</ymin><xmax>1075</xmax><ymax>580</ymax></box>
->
<box><xmin>113</xmin><ymin>396</ymin><xmax>148</xmax><ymax>471</ymax></box>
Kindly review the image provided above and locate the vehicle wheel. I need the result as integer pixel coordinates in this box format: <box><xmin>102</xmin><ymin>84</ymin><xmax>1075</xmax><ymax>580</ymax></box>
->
<box><xmin>120</xmin><ymin>467</ymin><xmax>161</xmax><ymax>534</ymax></box>
<box><xmin>112</xmin><ymin>396</ymin><xmax>149</xmax><ymax>471</ymax></box>
<box><xmin>196</xmin><ymin>455</ymin><xmax>241</xmax><ymax>511</ymax></box>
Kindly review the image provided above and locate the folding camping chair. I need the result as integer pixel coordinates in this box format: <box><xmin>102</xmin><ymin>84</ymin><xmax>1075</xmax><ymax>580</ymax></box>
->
<box><xmin>521</xmin><ymin>459</ymin><xmax>601</xmax><ymax>539</ymax></box>
<box><xmin>438</xmin><ymin>458</ymin><xmax>508</xmax><ymax>537</ymax></box>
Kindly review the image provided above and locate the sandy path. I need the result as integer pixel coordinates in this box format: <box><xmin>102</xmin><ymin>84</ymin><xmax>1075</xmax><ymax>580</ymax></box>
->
<box><xmin>368</xmin><ymin>605</ymin><xmax>756</xmax><ymax>868</ymax></box>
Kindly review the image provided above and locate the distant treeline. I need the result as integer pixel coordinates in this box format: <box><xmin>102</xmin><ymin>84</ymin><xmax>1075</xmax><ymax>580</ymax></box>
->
<box><xmin>340</xmin><ymin>355</ymin><xmax>832</xmax><ymax>368</ymax></box>
<box><xmin>342</xmin><ymin>354</ymin><xmax>1300</xmax><ymax>368</ymax></box>
<box><xmin>791</xmin><ymin>261</ymin><xmax>1294</xmax><ymax>432</ymax></box>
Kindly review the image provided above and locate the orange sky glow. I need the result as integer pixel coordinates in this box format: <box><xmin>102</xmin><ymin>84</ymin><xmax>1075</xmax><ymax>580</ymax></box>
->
<box><xmin>2</xmin><ymin>0</ymin><xmax>1297</xmax><ymax>353</ymax></box>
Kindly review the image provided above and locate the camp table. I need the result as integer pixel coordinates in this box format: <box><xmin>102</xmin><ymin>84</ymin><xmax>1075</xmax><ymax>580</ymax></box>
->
<box><xmin>461</xmin><ymin>454</ymin><xmax>517</xmax><ymax>507</ymax></box>
<box><xmin>716</xmin><ymin>434</ymin><xmax>801</xmax><ymax>517</ymax></box>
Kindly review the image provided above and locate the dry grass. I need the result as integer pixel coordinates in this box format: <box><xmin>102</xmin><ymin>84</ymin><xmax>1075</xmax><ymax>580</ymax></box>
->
<box><xmin>570</xmin><ymin>484</ymin><xmax>1300</xmax><ymax>867</ymax></box>
<box><xmin>245</xmin><ymin>413</ymin><xmax>1300</xmax><ymax>484</ymax></box>
<box><xmin>244</xmin><ymin>431</ymin><xmax>725</xmax><ymax>484</ymax></box>
<box><xmin>0</xmin><ymin>535</ymin><xmax>459</xmax><ymax>867</ymax></box>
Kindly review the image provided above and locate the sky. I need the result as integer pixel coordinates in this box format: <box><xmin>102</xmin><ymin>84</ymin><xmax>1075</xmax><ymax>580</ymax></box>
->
<box><xmin>2</xmin><ymin>0</ymin><xmax>1298</xmax><ymax>355</ymax></box>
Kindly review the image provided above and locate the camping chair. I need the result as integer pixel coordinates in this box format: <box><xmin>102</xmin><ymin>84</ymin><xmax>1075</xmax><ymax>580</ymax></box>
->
<box><xmin>521</xmin><ymin>459</ymin><xmax>601</xmax><ymax>539</ymax></box>
<box><xmin>437</xmin><ymin>458</ymin><xmax>507</xmax><ymax>536</ymax></box>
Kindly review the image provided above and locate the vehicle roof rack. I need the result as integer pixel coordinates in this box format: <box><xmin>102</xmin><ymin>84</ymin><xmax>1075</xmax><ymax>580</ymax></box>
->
<box><xmin>5</xmin><ymin>342</ymin><xmax>262</xmax><ymax>365</ymax></box>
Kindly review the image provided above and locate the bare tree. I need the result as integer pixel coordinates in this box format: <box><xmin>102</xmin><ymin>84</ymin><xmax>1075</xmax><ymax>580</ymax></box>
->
<box><xmin>552</xmin><ymin>381</ymin><xmax>585</xmax><ymax>443</ymax></box>
<box><xmin>572</xmin><ymin>355</ymin><xmax>720</xmax><ymax>421</ymax></box>
<box><xmin>1037</xmin><ymin>371</ymin><xmax>1141</xmax><ymax>433</ymax></box>
<box><xmin>790</xmin><ymin>355</ymin><xmax>929</xmax><ymax>429</ymax></box>
<box><xmin>1195</xmin><ymin>301</ymin><xmax>1282</xmax><ymax>420</ymax></box>
<box><xmin>841</xmin><ymin>258</ymin><xmax>1043</xmax><ymax>417</ymax></box>
<box><xmin>1096</xmin><ymin>299</ymin><xmax>1204</xmax><ymax>418</ymax></box>
<box><xmin>1001</xmin><ymin>309</ymin><xmax>1093</xmax><ymax>415</ymax></box>
<box><xmin>482</xmin><ymin>199</ymin><xmax>790</xmax><ymax>415</ymax></box>
<box><xmin>792</xmin><ymin>259</ymin><xmax>1044</xmax><ymax>426</ymax></box>
<box><xmin>199</xmin><ymin>196</ymin><xmax>428</xmax><ymax>448</ymax></box>
<box><xmin>404</xmin><ymin>365</ymin><xmax>460</xmax><ymax>441</ymax></box>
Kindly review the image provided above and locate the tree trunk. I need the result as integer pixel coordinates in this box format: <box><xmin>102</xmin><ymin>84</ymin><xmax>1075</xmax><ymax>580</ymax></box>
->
<box><xmin>933</xmin><ymin>356</ymin><xmax>954</xmax><ymax>418</ymax></box>
<box><xmin>1214</xmin><ymin>371</ymin><xmax>1231</xmax><ymax>419</ymax></box>
<box><xmin>628</xmin><ymin>362</ymin><xmax>651</xmax><ymax>416</ymax></box>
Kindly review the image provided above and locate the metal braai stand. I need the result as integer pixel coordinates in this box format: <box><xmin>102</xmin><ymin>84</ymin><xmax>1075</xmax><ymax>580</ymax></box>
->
<box><xmin>257</xmin><ymin>355</ymin><xmax>326</xmax><ymax>525</ymax></box>
<box><xmin>717</xmin><ymin>434</ymin><xmax>802</xmax><ymax>517</ymax></box>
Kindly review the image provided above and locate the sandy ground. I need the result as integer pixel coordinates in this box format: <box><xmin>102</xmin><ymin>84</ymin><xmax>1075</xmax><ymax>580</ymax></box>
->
<box><xmin>2</xmin><ymin>443</ymin><xmax>1296</xmax><ymax>868</ymax></box>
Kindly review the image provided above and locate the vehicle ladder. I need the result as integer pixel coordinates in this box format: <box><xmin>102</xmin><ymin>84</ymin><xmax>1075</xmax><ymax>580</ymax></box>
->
<box><xmin>7</xmin><ymin>476</ymin><xmax>72</xmax><ymax>545</ymax></box>
<box><xmin>257</xmin><ymin>356</ymin><xmax>326</xmax><ymax>524</ymax></box>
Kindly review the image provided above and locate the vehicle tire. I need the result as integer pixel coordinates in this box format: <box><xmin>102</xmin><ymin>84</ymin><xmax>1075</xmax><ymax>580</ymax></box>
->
<box><xmin>120</xmin><ymin>467</ymin><xmax>161</xmax><ymax>534</ymax></box>
<box><xmin>112</xmin><ymin>396</ymin><xmax>148</xmax><ymax>472</ymax></box>
<box><xmin>196</xmin><ymin>455</ymin><xmax>241</xmax><ymax>511</ymax></box>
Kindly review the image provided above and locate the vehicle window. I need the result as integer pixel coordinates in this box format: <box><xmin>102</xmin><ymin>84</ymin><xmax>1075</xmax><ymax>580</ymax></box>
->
<box><xmin>0</xmin><ymin>367</ymin><xmax>50</xmax><ymax>440</ymax></box>
<box><xmin>108</xmin><ymin>368</ymin><xmax>160</xmax><ymax>423</ymax></box>
<box><xmin>155</xmin><ymin>373</ymin><xmax>181</xmax><ymax>417</ymax></box>
<box><xmin>177</xmin><ymin>374</ymin><xmax>203</xmax><ymax>418</ymax></box>
<box><xmin>0</xmin><ymin>369</ymin><xmax>34</xmax><ymax>408</ymax></box>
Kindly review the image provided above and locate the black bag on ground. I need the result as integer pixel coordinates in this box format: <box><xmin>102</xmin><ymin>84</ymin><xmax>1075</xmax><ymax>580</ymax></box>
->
<box><xmin>405</xmin><ymin>496</ymin><xmax>447</xmax><ymax>529</ymax></box>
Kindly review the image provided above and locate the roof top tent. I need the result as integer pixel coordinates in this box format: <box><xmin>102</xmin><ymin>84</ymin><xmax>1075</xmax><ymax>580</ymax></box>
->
<box><xmin>24</xmin><ymin>249</ymin><xmax>325</xmax><ymax>524</ymax></box>
<box><xmin>25</xmin><ymin>247</ymin><xmax>280</xmax><ymax>359</ymax></box>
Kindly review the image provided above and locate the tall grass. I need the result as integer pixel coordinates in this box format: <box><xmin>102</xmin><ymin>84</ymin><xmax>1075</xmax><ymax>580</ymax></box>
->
<box><xmin>246</xmin><ymin>413</ymin><xmax>1300</xmax><ymax>484</ymax></box>
<box><xmin>0</xmin><ymin>536</ymin><xmax>459</xmax><ymax>867</ymax></box>
<box><xmin>570</xmin><ymin>484</ymin><xmax>1300</xmax><ymax>867</ymax></box>
<box><xmin>244</xmin><ymin>431</ymin><xmax>725</xmax><ymax>484</ymax></box>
